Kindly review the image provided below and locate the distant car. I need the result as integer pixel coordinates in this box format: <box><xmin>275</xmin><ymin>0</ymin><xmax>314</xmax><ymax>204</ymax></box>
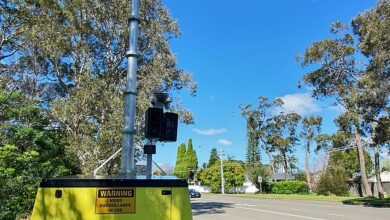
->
<box><xmin>189</xmin><ymin>189</ymin><xmax>201</xmax><ymax>198</ymax></box>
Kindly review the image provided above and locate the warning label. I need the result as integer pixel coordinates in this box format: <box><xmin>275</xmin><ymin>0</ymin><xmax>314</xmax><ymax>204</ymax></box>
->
<box><xmin>95</xmin><ymin>188</ymin><xmax>135</xmax><ymax>214</ymax></box>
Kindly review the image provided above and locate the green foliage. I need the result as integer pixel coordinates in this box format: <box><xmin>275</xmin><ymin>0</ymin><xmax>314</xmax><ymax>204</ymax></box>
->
<box><xmin>186</xmin><ymin>139</ymin><xmax>198</xmax><ymax>171</ymax></box>
<box><xmin>184</xmin><ymin>139</ymin><xmax>198</xmax><ymax>181</ymax></box>
<box><xmin>328</xmin><ymin>150</ymin><xmax>373</xmax><ymax>177</ymax></box>
<box><xmin>1</xmin><ymin>0</ymin><xmax>197</xmax><ymax>175</ymax></box>
<box><xmin>0</xmin><ymin>0</ymin><xmax>31</xmax><ymax>76</ymax></box>
<box><xmin>240</xmin><ymin>96</ymin><xmax>280</xmax><ymax>166</ymax></box>
<box><xmin>375</xmin><ymin>117</ymin><xmax>390</xmax><ymax>145</ymax></box>
<box><xmin>301</xmin><ymin>116</ymin><xmax>323</xmax><ymax>146</ymax></box>
<box><xmin>316</xmin><ymin>165</ymin><xmax>349</xmax><ymax>196</ymax></box>
<box><xmin>0</xmin><ymin>88</ymin><xmax>78</xmax><ymax>219</ymax></box>
<box><xmin>207</xmin><ymin>147</ymin><xmax>219</xmax><ymax>167</ymax></box>
<box><xmin>295</xmin><ymin>172</ymin><xmax>307</xmax><ymax>182</ymax></box>
<box><xmin>197</xmin><ymin>164</ymin><xmax>221</xmax><ymax>193</ymax></box>
<box><xmin>173</xmin><ymin>139</ymin><xmax>198</xmax><ymax>180</ymax></box>
<box><xmin>240</xmin><ymin>97</ymin><xmax>301</xmax><ymax>179</ymax></box>
<box><xmin>224</xmin><ymin>161</ymin><xmax>246</xmax><ymax>191</ymax></box>
<box><xmin>300</xmin><ymin>116</ymin><xmax>323</xmax><ymax>189</ymax></box>
<box><xmin>270</xmin><ymin>181</ymin><xmax>309</xmax><ymax>194</ymax></box>
<box><xmin>0</xmin><ymin>88</ymin><xmax>79</xmax><ymax>173</ymax></box>
<box><xmin>301</xmin><ymin>1</ymin><xmax>390</xmax><ymax>197</ymax></box>
<box><xmin>198</xmin><ymin>160</ymin><xmax>245</xmax><ymax>193</ymax></box>
<box><xmin>245</xmin><ymin>164</ymin><xmax>271</xmax><ymax>193</ymax></box>
<box><xmin>246</xmin><ymin>115</ymin><xmax>260</xmax><ymax>164</ymax></box>
<box><xmin>51</xmin><ymin>78</ymin><xmax>125</xmax><ymax>174</ymax></box>
<box><xmin>173</xmin><ymin>143</ymin><xmax>187</xmax><ymax>179</ymax></box>
<box><xmin>0</xmin><ymin>145</ymin><xmax>43</xmax><ymax>219</ymax></box>
<box><xmin>352</xmin><ymin>1</ymin><xmax>390</xmax><ymax>136</ymax></box>
<box><xmin>268</xmin><ymin>112</ymin><xmax>301</xmax><ymax>179</ymax></box>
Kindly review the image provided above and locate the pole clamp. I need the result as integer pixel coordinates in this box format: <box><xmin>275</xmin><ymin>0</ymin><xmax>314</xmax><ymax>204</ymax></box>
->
<box><xmin>122</xmin><ymin>128</ymin><xmax>136</xmax><ymax>134</ymax></box>
<box><xmin>123</xmin><ymin>89</ymin><xmax>138</xmax><ymax>96</ymax></box>
<box><xmin>126</xmin><ymin>51</ymin><xmax>139</xmax><ymax>58</ymax></box>
<box><xmin>129</xmin><ymin>16</ymin><xmax>140</xmax><ymax>23</ymax></box>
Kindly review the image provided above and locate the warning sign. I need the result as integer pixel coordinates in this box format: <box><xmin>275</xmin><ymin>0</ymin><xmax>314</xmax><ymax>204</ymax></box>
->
<box><xmin>95</xmin><ymin>188</ymin><xmax>136</xmax><ymax>214</ymax></box>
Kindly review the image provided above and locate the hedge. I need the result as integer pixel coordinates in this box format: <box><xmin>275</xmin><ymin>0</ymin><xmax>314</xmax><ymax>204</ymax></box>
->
<box><xmin>270</xmin><ymin>180</ymin><xmax>309</xmax><ymax>194</ymax></box>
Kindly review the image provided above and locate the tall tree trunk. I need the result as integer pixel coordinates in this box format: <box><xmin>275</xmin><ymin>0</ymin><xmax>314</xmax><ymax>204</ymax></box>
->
<box><xmin>355</xmin><ymin>131</ymin><xmax>373</xmax><ymax>197</ymax></box>
<box><xmin>266</xmin><ymin>150</ymin><xmax>276</xmax><ymax>182</ymax></box>
<box><xmin>305</xmin><ymin>142</ymin><xmax>312</xmax><ymax>191</ymax></box>
<box><xmin>282</xmin><ymin>150</ymin><xmax>288</xmax><ymax>180</ymax></box>
<box><xmin>373</xmin><ymin>144</ymin><xmax>385</xmax><ymax>199</ymax></box>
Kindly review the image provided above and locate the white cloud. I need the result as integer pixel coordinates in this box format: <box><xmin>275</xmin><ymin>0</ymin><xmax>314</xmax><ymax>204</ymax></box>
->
<box><xmin>193</xmin><ymin>128</ymin><xmax>227</xmax><ymax>136</ymax></box>
<box><xmin>218</xmin><ymin>139</ymin><xmax>233</xmax><ymax>146</ymax></box>
<box><xmin>278</xmin><ymin>93</ymin><xmax>321</xmax><ymax>115</ymax></box>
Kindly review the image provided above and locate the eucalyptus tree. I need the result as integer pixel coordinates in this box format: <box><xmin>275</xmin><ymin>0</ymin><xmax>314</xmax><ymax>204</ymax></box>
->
<box><xmin>267</xmin><ymin>112</ymin><xmax>301</xmax><ymax>180</ymax></box>
<box><xmin>0</xmin><ymin>0</ymin><xmax>196</xmax><ymax>174</ymax></box>
<box><xmin>300</xmin><ymin>116</ymin><xmax>322</xmax><ymax>191</ymax></box>
<box><xmin>301</xmin><ymin>1</ymin><xmax>390</xmax><ymax>197</ymax></box>
<box><xmin>240</xmin><ymin>96</ymin><xmax>284</xmax><ymax>177</ymax></box>
<box><xmin>0</xmin><ymin>0</ymin><xmax>29</xmax><ymax>79</ymax></box>
<box><xmin>300</xmin><ymin>21</ymin><xmax>374</xmax><ymax>196</ymax></box>
<box><xmin>371</xmin><ymin>116</ymin><xmax>390</xmax><ymax>198</ymax></box>
<box><xmin>351</xmin><ymin>0</ymin><xmax>390</xmax><ymax>199</ymax></box>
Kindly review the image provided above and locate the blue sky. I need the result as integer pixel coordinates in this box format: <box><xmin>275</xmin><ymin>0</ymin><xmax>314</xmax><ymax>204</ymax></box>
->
<box><xmin>152</xmin><ymin>0</ymin><xmax>377</xmax><ymax>169</ymax></box>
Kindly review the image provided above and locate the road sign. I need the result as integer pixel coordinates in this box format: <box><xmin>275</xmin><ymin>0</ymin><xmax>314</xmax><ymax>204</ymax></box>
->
<box><xmin>258</xmin><ymin>176</ymin><xmax>263</xmax><ymax>194</ymax></box>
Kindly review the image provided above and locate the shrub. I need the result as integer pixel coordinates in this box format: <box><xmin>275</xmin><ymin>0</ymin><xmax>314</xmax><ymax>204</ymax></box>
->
<box><xmin>294</xmin><ymin>172</ymin><xmax>307</xmax><ymax>182</ymax></box>
<box><xmin>316</xmin><ymin>165</ymin><xmax>349</xmax><ymax>196</ymax></box>
<box><xmin>270</xmin><ymin>180</ymin><xmax>309</xmax><ymax>194</ymax></box>
<box><xmin>198</xmin><ymin>161</ymin><xmax>245</xmax><ymax>193</ymax></box>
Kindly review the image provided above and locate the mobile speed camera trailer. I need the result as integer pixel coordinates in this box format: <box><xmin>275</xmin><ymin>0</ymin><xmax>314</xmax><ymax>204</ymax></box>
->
<box><xmin>30</xmin><ymin>95</ymin><xmax>191</xmax><ymax>220</ymax></box>
<box><xmin>30</xmin><ymin>0</ymin><xmax>193</xmax><ymax>219</ymax></box>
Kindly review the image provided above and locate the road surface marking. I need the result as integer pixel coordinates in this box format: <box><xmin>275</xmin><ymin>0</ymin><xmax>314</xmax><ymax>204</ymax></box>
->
<box><xmin>201</xmin><ymin>198</ymin><xmax>237</xmax><ymax>204</ymax></box>
<box><xmin>329</xmin><ymin>214</ymin><xmax>343</xmax><ymax>217</ymax></box>
<box><xmin>291</xmin><ymin>208</ymin><xmax>301</xmax><ymax>211</ymax></box>
<box><xmin>235</xmin><ymin>203</ymin><xmax>257</xmax><ymax>207</ymax></box>
<box><xmin>235</xmin><ymin>206</ymin><xmax>327</xmax><ymax>220</ymax></box>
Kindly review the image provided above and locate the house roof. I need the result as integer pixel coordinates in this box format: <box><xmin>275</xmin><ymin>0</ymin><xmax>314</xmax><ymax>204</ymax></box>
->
<box><xmin>270</xmin><ymin>173</ymin><xmax>295</xmax><ymax>181</ymax></box>
<box><xmin>368</xmin><ymin>171</ymin><xmax>390</xmax><ymax>182</ymax></box>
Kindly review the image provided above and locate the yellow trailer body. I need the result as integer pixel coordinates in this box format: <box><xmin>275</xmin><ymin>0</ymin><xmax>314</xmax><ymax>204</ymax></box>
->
<box><xmin>31</xmin><ymin>176</ymin><xmax>192</xmax><ymax>220</ymax></box>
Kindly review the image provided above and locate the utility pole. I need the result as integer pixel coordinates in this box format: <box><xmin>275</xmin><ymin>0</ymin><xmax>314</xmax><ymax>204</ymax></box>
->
<box><xmin>121</xmin><ymin>0</ymin><xmax>140</xmax><ymax>175</ymax></box>
<box><xmin>220</xmin><ymin>148</ymin><xmax>225</xmax><ymax>194</ymax></box>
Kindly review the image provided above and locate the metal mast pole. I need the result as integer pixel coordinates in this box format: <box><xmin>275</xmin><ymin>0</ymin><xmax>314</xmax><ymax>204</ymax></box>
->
<box><xmin>220</xmin><ymin>149</ymin><xmax>225</xmax><ymax>194</ymax></box>
<box><xmin>121</xmin><ymin>0</ymin><xmax>140</xmax><ymax>175</ymax></box>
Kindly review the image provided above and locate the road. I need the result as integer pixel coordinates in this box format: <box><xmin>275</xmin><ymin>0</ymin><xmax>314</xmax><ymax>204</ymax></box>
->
<box><xmin>191</xmin><ymin>194</ymin><xmax>390</xmax><ymax>220</ymax></box>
